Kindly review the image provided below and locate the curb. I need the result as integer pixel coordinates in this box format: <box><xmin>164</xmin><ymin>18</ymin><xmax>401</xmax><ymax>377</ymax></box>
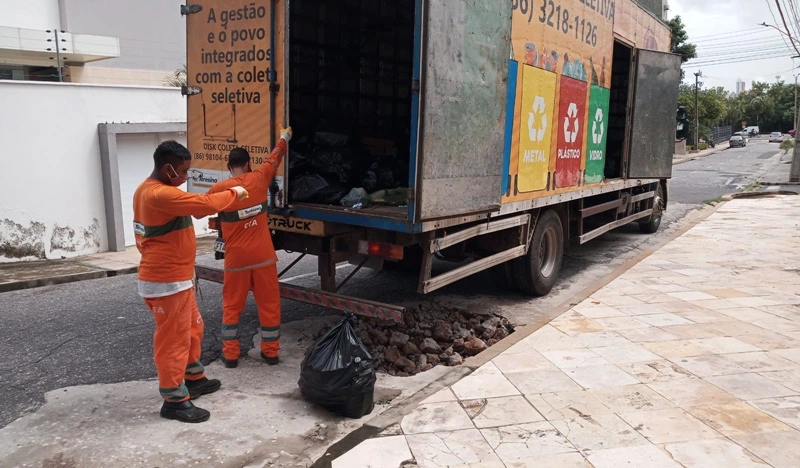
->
<box><xmin>0</xmin><ymin>266</ymin><xmax>139</xmax><ymax>294</ymax></box>
<box><xmin>673</xmin><ymin>146</ymin><xmax>729</xmax><ymax>166</ymax></box>
<box><xmin>722</xmin><ymin>191</ymin><xmax>800</xmax><ymax>201</ymax></box>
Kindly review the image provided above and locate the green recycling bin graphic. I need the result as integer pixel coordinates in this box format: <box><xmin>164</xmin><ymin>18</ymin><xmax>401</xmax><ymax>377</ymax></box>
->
<box><xmin>585</xmin><ymin>86</ymin><xmax>610</xmax><ymax>184</ymax></box>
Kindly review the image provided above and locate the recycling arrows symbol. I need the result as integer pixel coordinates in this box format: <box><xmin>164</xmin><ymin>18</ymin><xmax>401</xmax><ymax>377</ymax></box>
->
<box><xmin>563</xmin><ymin>103</ymin><xmax>579</xmax><ymax>144</ymax></box>
<box><xmin>592</xmin><ymin>108</ymin><xmax>604</xmax><ymax>145</ymax></box>
<box><xmin>528</xmin><ymin>96</ymin><xmax>548</xmax><ymax>143</ymax></box>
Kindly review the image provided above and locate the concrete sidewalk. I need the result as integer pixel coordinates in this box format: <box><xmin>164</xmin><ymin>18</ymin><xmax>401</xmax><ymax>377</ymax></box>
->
<box><xmin>333</xmin><ymin>194</ymin><xmax>800</xmax><ymax>468</ymax></box>
<box><xmin>760</xmin><ymin>150</ymin><xmax>799</xmax><ymax>187</ymax></box>
<box><xmin>0</xmin><ymin>237</ymin><xmax>216</xmax><ymax>292</ymax></box>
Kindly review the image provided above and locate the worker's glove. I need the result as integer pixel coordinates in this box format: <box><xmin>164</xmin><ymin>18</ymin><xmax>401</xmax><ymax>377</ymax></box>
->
<box><xmin>230</xmin><ymin>186</ymin><xmax>249</xmax><ymax>201</ymax></box>
<box><xmin>280</xmin><ymin>126</ymin><xmax>293</xmax><ymax>143</ymax></box>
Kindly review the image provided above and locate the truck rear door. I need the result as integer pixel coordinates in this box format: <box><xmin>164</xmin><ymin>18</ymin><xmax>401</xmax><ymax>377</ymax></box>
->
<box><xmin>184</xmin><ymin>1</ymin><xmax>278</xmax><ymax>193</ymax></box>
<box><xmin>414</xmin><ymin>1</ymin><xmax>512</xmax><ymax>221</ymax></box>
<box><xmin>627</xmin><ymin>49</ymin><xmax>682</xmax><ymax>180</ymax></box>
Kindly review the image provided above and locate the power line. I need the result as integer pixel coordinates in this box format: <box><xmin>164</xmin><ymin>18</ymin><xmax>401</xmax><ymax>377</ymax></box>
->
<box><xmin>767</xmin><ymin>0</ymin><xmax>795</xmax><ymax>52</ymax></box>
<box><xmin>697</xmin><ymin>37</ymin><xmax>793</xmax><ymax>51</ymax></box>
<box><xmin>781</xmin><ymin>0</ymin><xmax>800</xmax><ymax>45</ymax></box>
<box><xmin>685</xmin><ymin>51</ymin><xmax>794</xmax><ymax>67</ymax></box>
<box><xmin>693</xmin><ymin>45</ymin><xmax>794</xmax><ymax>60</ymax></box>
<box><xmin>691</xmin><ymin>27</ymin><xmax>765</xmax><ymax>40</ymax></box>
<box><xmin>774</xmin><ymin>0</ymin><xmax>800</xmax><ymax>56</ymax></box>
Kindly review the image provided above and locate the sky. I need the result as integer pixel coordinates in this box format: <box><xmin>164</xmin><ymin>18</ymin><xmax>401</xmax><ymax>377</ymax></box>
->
<box><xmin>670</xmin><ymin>0</ymin><xmax>800</xmax><ymax>91</ymax></box>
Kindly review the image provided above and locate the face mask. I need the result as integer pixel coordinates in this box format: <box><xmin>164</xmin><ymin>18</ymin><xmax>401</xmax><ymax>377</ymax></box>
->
<box><xmin>166</xmin><ymin>164</ymin><xmax>188</xmax><ymax>186</ymax></box>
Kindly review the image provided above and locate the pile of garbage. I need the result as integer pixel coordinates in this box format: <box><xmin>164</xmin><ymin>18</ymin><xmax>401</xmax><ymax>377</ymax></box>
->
<box><xmin>289</xmin><ymin>127</ymin><xmax>408</xmax><ymax>208</ymax></box>
<box><xmin>354</xmin><ymin>303</ymin><xmax>514</xmax><ymax>376</ymax></box>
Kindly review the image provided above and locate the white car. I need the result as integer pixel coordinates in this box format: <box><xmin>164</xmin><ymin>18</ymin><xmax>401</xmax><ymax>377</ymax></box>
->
<box><xmin>769</xmin><ymin>132</ymin><xmax>783</xmax><ymax>143</ymax></box>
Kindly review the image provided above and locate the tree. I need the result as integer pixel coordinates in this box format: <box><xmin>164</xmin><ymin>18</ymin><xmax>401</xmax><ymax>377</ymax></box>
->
<box><xmin>668</xmin><ymin>16</ymin><xmax>697</xmax><ymax>79</ymax></box>
<box><xmin>164</xmin><ymin>64</ymin><xmax>187</xmax><ymax>88</ymax></box>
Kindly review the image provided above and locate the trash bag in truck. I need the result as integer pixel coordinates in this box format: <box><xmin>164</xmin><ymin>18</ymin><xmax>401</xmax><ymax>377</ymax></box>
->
<box><xmin>290</xmin><ymin>173</ymin><xmax>349</xmax><ymax>204</ymax></box>
<box><xmin>298</xmin><ymin>314</ymin><xmax>376</xmax><ymax>418</ymax></box>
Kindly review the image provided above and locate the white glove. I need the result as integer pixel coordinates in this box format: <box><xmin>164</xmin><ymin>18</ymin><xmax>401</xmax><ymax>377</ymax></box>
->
<box><xmin>280</xmin><ymin>126</ymin><xmax>293</xmax><ymax>143</ymax></box>
<box><xmin>230</xmin><ymin>186</ymin><xmax>249</xmax><ymax>201</ymax></box>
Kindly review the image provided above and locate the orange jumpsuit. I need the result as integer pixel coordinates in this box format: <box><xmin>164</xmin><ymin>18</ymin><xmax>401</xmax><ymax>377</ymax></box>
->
<box><xmin>133</xmin><ymin>178</ymin><xmax>238</xmax><ymax>402</ymax></box>
<box><xmin>209</xmin><ymin>140</ymin><xmax>287</xmax><ymax>361</ymax></box>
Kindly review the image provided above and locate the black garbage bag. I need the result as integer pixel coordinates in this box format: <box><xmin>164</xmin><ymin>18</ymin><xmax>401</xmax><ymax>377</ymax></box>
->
<box><xmin>311</xmin><ymin>149</ymin><xmax>353</xmax><ymax>184</ymax></box>
<box><xmin>290</xmin><ymin>173</ymin><xmax>349</xmax><ymax>204</ymax></box>
<box><xmin>361</xmin><ymin>156</ymin><xmax>405</xmax><ymax>192</ymax></box>
<box><xmin>298</xmin><ymin>314</ymin><xmax>376</xmax><ymax>418</ymax></box>
<box><xmin>314</xmin><ymin>131</ymin><xmax>350</xmax><ymax>148</ymax></box>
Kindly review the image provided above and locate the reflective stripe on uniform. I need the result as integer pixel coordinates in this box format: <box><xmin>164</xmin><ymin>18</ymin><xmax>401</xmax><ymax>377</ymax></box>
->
<box><xmin>160</xmin><ymin>385</ymin><xmax>189</xmax><ymax>401</ymax></box>
<box><xmin>261</xmin><ymin>326</ymin><xmax>280</xmax><ymax>342</ymax></box>
<box><xmin>218</xmin><ymin>201</ymin><xmax>269</xmax><ymax>223</ymax></box>
<box><xmin>133</xmin><ymin>216</ymin><xmax>192</xmax><ymax>238</ymax></box>
<box><xmin>185</xmin><ymin>361</ymin><xmax>205</xmax><ymax>375</ymax></box>
<box><xmin>221</xmin><ymin>324</ymin><xmax>238</xmax><ymax>340</ymax></box>
<box><xmin>225</xmin><ymin>258</ymin><xmax>277</xmax><ymax>273</ymax></box>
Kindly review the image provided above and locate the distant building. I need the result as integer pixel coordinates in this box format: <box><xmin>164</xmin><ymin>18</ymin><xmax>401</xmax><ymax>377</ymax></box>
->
<box><xmin>1</xmin><ymin>0</ymin><xmax>185</xmax><ymax>86</ymax></box>
<box><xmin>637</xmin><ymin>0</ymin><xmax>668</xmax><ymax>20</ymax></box>
<box><xmin>736</xmin><ymin>80</ymin><xmax>746</xmax><ymax>94</ymax></box>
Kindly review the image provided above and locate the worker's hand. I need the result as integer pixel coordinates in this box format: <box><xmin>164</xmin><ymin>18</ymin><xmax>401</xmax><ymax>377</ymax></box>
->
<box><xmin>280</xmin><ymin>126</ymin><xmax>293</xmax><ymax>143</ymax></box>
<box><xmin>230</xmin><ymin>186</ymin><xmax>249</xmax><ymax>201</ymax></box>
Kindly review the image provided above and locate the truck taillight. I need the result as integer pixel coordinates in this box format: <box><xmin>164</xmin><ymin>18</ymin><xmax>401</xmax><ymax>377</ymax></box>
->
<box><xmin>358</xmin><ymin>240</ymin><xmax>403</xmax><ymax>260</ymax></box>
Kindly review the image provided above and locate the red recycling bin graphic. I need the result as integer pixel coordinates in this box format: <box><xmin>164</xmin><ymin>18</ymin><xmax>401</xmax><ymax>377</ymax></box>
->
<box><xmin>555</xmin><ymin>76</ymin><xmax>589</xmax><ymax>188</ymax></box>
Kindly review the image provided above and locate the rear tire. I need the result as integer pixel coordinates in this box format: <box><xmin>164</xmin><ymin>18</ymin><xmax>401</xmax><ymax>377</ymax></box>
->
<box><xmin>639</xmin><ymin>184</ymin><xmax>664</xmax><ymax>234</ymax></box>
<box><xmin>513</xmin><ymin>210</ymin><xmax>564</xmax><ymax>296</ymax></box>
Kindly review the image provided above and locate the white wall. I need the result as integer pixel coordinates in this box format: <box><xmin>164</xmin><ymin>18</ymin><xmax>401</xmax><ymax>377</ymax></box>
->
<box><xmin>117</xmin><ymin>132</ymin><xmax>208</xmax><ymax>247</ymax></box>
<box><xmin>0</xmin><ymin>81</ymin><xmax>189</xmax><ymax>261</ymax></box>
<box><xmin>0</xmin><ymin>0</ymin><xmax>61</xmax><ymax>30</ymax></box>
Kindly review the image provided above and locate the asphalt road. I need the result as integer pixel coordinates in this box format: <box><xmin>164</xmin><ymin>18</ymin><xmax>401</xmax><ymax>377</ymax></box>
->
<box><xmin>0</xmin><ymin>141</ymin><xmax>785</xmax><ymax>428</ymax></box>
<box><xmin>670</xmin><ymin>138</ymin><xmax>784</xmax><ymax>204</ymax></box>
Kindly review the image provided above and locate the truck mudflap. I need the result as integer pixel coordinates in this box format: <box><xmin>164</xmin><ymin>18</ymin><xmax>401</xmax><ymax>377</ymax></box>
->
<box><xmin>194</xmin><ymin>265</ymin><xmax>405</xmax><ymax>323</ymax></box>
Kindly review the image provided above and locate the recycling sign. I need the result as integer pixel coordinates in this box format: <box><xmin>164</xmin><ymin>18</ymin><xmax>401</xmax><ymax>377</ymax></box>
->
<box><xmin>585</xmin><ymin>85</ymin><xmax>611</xmax><ymax>184</ymax></box>
<box><xmin>528</xmin><ymin>96</ymin><xmax>548</xmax><ymax>143</ymax></box>
<box><xmin>555</xmin><ymin>76</ymin><xmax>587</xmax><ymax>189</ymax></box>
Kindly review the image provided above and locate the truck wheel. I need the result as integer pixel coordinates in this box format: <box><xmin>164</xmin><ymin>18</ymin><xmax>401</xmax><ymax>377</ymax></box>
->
<box><xmin>514</xmin><ymin>210</ymin><xmax>564</xmax><ymax>296</ymax></box>
<box><xmin>639</xmin><ymin>184</ymin><xmax>664</xmax><ymax>234</ymax></box>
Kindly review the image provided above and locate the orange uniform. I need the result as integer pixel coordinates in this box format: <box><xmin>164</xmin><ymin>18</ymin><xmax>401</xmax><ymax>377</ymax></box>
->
<box><xmin>133</xmin><ymin>178</ymin><xmax>238</xmax><ymax>402</ymax></box>
<box><xmin>208</xmin><ymin>140</ymin><xmax>287</xmax><ymax>361</ymax></box>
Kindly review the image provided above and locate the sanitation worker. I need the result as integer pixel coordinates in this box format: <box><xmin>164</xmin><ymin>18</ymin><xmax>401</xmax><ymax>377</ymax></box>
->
<box><xmin>133</xmin><ymin>140</ymin><xmax>250</xmax><ymax>423</ymax></box>
<box><xmin>208</xmin><ymin>127</ymin><xmax>292</xmax><ymax>368</ymax></box>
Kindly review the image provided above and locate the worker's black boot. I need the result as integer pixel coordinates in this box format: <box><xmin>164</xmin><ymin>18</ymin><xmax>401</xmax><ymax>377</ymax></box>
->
<box><xmin>221</xmin><ymin>357</ymin><xmax>238</xmax><ymax>369</ymax></box>
<box><xmin>186</xmin><ymin>377</ymin><xmax>222</xmax><ymax>400</ymax></box>
<box><xmin>160</xmin><ymin>400</ymin><xmax>210</xmax><ymax>423</ymax></box>
<box><xmin>261</xmin><ymin>352</ymin><xmax>279</xmax><ymax>366</ymax></box>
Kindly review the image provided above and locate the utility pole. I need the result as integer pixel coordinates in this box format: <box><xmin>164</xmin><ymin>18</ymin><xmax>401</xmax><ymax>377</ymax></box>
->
<box><xmin>694</xmin><ymin>71</ymin><xmax>701</xmax><ymax>152</ymax></box>
<box><xmin>792</xmin><ymin>73</ymin><xmax>800</xmax><ymax>182</ymax></box>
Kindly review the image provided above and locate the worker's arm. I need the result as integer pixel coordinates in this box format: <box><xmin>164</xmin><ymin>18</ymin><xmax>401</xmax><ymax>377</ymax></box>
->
<box><xmin>255</xmin><ymin>127</ymin><xmax>291</xmax><ymax>181</ymax></box>
<box><xmin>154</xmin><ymin>185</ymin><xmax>248</xmax><ymax>218</ymax></box>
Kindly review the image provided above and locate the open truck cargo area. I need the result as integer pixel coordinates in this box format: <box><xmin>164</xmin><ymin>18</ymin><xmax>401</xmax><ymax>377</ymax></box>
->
<box><xmin>185</xmin><ymin>0</ymin><xmax>681</xmax><ymax>319</ymax></box>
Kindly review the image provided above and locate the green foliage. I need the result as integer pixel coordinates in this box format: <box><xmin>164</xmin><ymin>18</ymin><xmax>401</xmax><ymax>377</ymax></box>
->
<box><xmin>669</xmin><ymin>16</ymin><xmax>697</xmax><ymax>64</ymax></box>
<box><xmin>780</xmin><ymin>139</ymin><xmax>795</xmax><ymax>152</ymax></box>
<box><xmin>727</xmin><ymin>81</ymin><xmax>796</xmax><ymax>133</ymax></box>
<box><xmin>164</xmin><ymin>65</ymin><xmax>187</xmax><ymax>88</ymax></box>
<box><xmin>669</xmin><ymin>16</ymin><xmax>697</xmax><ymax>80</ymax></box>
<box><xmin>678</xmin><ymin>83</ymin><xmax>729</xmax><ymax>144</ymax></box>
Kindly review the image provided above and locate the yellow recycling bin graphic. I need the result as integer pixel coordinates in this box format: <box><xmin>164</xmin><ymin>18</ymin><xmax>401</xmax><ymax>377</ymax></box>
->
<box><xmin>517</xmin><ymin>65</ymin><xmax>557</xmax><ymax>193</ymax></box>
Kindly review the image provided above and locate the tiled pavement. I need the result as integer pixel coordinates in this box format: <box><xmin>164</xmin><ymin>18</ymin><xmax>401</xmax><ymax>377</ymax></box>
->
<box><xmin>333</xmin><ymin>195</ymin><xmax>800</xmax><ymax>468</ymax></box>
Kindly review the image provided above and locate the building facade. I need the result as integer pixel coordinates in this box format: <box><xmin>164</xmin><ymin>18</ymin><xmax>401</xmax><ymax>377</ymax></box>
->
<box><xmin>1</xmin><ymin>0</ymin><xmax>185</xmax><ymax>86</ymax></box>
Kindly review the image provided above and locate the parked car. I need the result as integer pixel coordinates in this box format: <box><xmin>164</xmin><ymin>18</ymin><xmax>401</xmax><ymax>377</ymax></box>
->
<box><xmin>729</xmin><ymin>135</ymin><xmax>746</xmax><ymax>148</ymax></box>
<box><xmin>769</xmin><ymin>132</ymin><xmax>783</xmax><ymax>143</ymax></box>
<box><xmin>744</xmin><ymin>126</ymin><xmax>760</xmax><ymax>136</ymax></box>
<box><xmin>733</xmin><ymin>131</ymin><xmax>750</xmax><ymax>143</ymax></box>
<box><xmin>789</xmin><ymin>129</ymin><xmax>796</xmax><ymax>137</ymax></box>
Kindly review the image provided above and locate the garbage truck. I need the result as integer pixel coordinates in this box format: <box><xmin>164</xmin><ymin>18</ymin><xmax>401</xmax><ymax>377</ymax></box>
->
<box><xmin>184</xmin><ymin>0</ymin><xmax>681</xmax><ymax>321</ymax></box>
